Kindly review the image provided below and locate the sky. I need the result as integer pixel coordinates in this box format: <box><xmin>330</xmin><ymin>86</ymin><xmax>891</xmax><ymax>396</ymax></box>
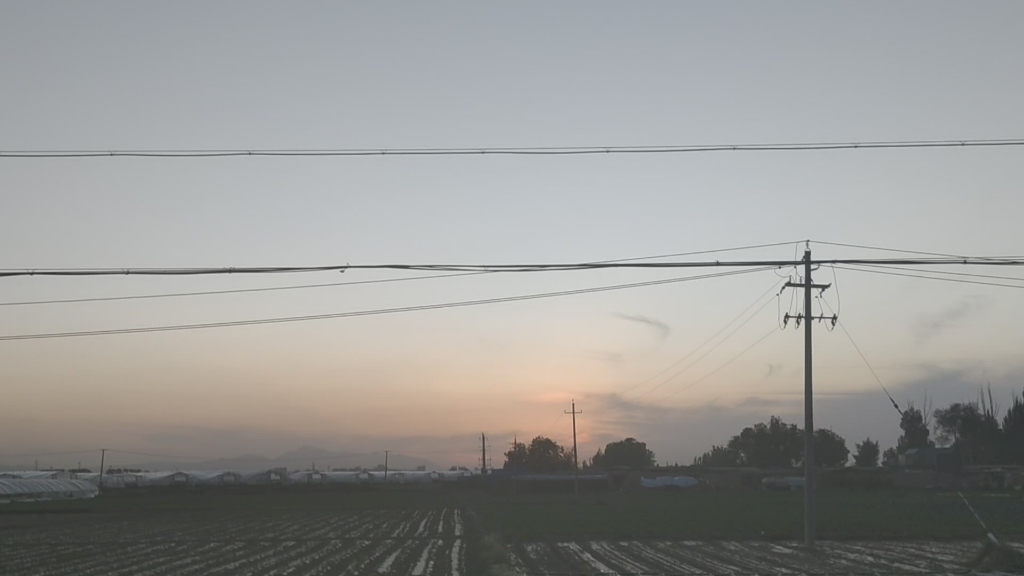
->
<box><xmin>2</xmin><ymin>2</ymin><xmax>1024</xmax><ymax>470</ymax></box>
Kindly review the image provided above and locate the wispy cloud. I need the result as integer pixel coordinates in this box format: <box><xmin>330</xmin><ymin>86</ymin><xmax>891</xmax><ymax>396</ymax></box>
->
<box><xmin>614</xmin><ymin>313</ymin><xmax>670</xmax><ymax>339</ymax></box>
<box><xmin>914</xmin><ymin>296</ymin><xmax>988</xmax><ymax>343</ymax></box>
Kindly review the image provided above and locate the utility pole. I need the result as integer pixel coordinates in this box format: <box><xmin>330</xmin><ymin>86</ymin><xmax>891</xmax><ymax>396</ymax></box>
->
<box><xmin>481</xmin><ymin>433</ymin><xmax>488</xmax><ymax>475</ymax></box>
<box><xmin>511</xmin><ymin>436</ymin><xmax>518</xmax><ymax>494</ymax></box>
<box><xmin>565</xmin><ymin>400</ymin><xmax>582</xmax><ymax>496</ymax></box>
<box><xmin>98</xmin><ymin>449</ymin><xmax>107</xmax><ymax>491</ymax></box>
<box><xmin>783</xmin><ymin>246</ymin><xmax>835</xmax><ymax>548</ymax></box>
<box><xmin>383</xmin><ymin>450</ymin><xmax>389</xmax><ymax>483</ymax></box>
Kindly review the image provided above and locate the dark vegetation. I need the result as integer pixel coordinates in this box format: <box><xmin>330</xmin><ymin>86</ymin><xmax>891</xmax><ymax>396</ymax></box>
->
<box><xmin>692</xmin><ymin>386</ymin><xmax>1024</xmax><ymax>469</ymax></box>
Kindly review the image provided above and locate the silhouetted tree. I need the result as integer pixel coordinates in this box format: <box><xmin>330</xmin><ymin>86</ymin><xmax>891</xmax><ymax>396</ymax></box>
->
<box><xmin>502</xmin><ymin>440</ymin><xmax>528</xmax><ymax>471</ymax></box>
<box><xmin>516</xmin><ymin>436</ymin><xmax>574</xmax><ymax>473</ymax></box>
<box><xmin>693</xmin><ymin>445</ymin><xmax>740</xmax><ymax>466</ymax></box>
<box><xmin>853</xmin><ymin>438</ymin><xmax>880</xmax><ymax>467</ymax></box>
<box><xmin>933</xmin><ymin>387</ymin><xmax>1004</xmax><ymax>466</ymax></box>
<box><xmin>1003</xmin><ymin>388</ymin><xmax>1024</xmax><ymax>465</ymax></box>
<box><xmin>727</xmin><ymin>416</ymin><xmax>802</xmax><ymax>467</ymax></box>
<box><xmin>813</xmin><ymin>429</ymin><xmax>850</xmax><ymax>467</ymax></box>
<box><xmin>897</xmin><ymin>402</ymin><xmax>932</xmax><ymax>453</ymax></box>
<box><xmin>882</xmin><ymin>447</ymin><xmax>899</xmax><ymax>467</ymax></box>
<box><xmin>594</xmin><ymin>438</ymin><xmax>655</xmax><ymax>470</ymax></box>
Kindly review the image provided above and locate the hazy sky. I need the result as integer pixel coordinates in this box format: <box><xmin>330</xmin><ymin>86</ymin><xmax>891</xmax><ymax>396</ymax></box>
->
<box><xmin>2</xmin><ymin>2</ymin><xmax>1024</xmax><ymax>469</ymax></box>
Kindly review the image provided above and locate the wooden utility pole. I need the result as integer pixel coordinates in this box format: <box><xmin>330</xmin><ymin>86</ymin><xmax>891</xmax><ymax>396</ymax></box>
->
<box><xmin>783</xmin><ymin>246</ymin><xmax>835</xmax><ymax>548</ymax></box>
<box><xmin>511</xmin><ymin>436</ymin><xmax>518</xmax><ymax>494</ymax></box>
<box><xmin>383</xmin><ymin>450</ymin><xmax>389</xmax><ymax>482</ymax></box>
<box><xmin>565</xmin><ymin>400</ymin><xmax>582</xmax><ymax>495</ymax></box>
<box><xmin>481</xmin><ymin>433</ymin><xmax>488</xmax><ymax>475</ymax></box>
<box><xmin>98</xmin><ymin>449</ymin><xmax>107</xmax><ymax>491</ymax></box>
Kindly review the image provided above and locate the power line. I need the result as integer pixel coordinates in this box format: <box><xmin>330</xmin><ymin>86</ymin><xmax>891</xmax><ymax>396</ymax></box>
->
<box><xmin>0</xmin><ymin>449</ymin><xmax>100</xmax><ymax>459</ymax></box>
<box><xmin>0</xmin><ymin>267</ymin><xmax>772</xmax><ymax>341</ymax></box>
<box><xmin>5</xmin><ymin>256</ymin><xmax>1024</xmax><ymax>278</ymax></box>
<box><xmin>818</xmin><ymin>299</ymin><xmax>903</xmax><ymax>417</ymax></box>
<box><xmin>660</xmin><ymin>326</ymin><xmax>779</xmax><ymax>402</ymax></box>
<box><xmin>835</xmin><ymin>265</ymin><xmax>1024</xmax><ymax>290</ymax></box>
<box><xmin>619</xmin><ymin>279</ymin><xmax>784</xmax><ymax>396</ymax></box>
<box><xmin>635</xmin><ymin>290</ymin><xmax>779</xmax><ymax>400</ymax></box>
<box><xmin>106</xmin><ymin>449</ymin><xmax>207</xmax><ymax>461</ymax></box>
<box><xmin>811</xmin><ymin>240</ymin><xmax>1024</xmax><ymax>261</ymax></box>
<box><xmin>0</xmin><ymin>241</ymin><xmax>802</xmax><ymax>307</ymax></box>
<box><xmin>0</xmin><ymin>271</ymin><xmax>487</xmax><ymax>307</ymax></box>
<box><xmin>847</xmin><ymin>263</ymin><xmax>1024</xmax><ymax>284</ymax></box>
<box><xmin>3</xmin><ymin>138</ymin><xmax>1023</xmax><ymax>158</ymax></box>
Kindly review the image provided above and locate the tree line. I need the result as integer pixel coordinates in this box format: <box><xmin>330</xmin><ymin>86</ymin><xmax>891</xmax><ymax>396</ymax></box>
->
<box><xmin>503</xmin><ymin>436</ymin><xmax>656</xmax><ymax>473</ymax></box>
<box><xmin>501</xmin><ymin>386</ymin><xmax>1024</xmax><ymax>472</ymax></box>
<box><xmin>695</xmin><ymin>385</ymin><xmax>1024</xmax><ymax>468</ymax></box>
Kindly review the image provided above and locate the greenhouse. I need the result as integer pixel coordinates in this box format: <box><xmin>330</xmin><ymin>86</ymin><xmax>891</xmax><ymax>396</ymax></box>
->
<box><xmin>0</xmin><ymin>478</ymin><xmax>98</xmax><ymax>502</ymax></box>
<box><xmin>188</xmin><ymin>471</ymin><xmax>243</xmax><ymax>485</ymax></box>
<box><xmin>0</xmin><ymin>471</ymin><xmax>74</xmax><ymax>480</ymax></box>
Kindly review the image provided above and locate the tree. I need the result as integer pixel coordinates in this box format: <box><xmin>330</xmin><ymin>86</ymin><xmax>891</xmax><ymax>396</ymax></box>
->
<box><xmin>726</xmin><ymin>416</ymin><xmax>802</xmax><ymax>467</ymax></box>
<box><xmin>933</xmin><ymin>388</ymin><xmax>1004</xmax><ymax>466</ymax></box>
<box><xmin>853</xmin><ymin>438</ymin><xmax>880</xmax><ymax>467</ymax></box>
<box><xmin>1003</xmin><ymin>388</ymin><xmax>1024</xmax><ymax>464</ymax></box>
<box><xmin>897</xmin><ymin>402</ymin><xmax>932</xmax><ymax>453</ymax></box>
<box><xmin>882</xmin><ymin>447</ymin><xmax>899</xmax><ymax>467</ymax></box>
<box><xmin>693</xmin><ymin>445</ymin><xmax>740</xmax><ymax>467</ymax></box>
<box><xmin>590</xmin><ymin>448</ymin><xmax>605</xmax><ymax>470</ymax></box>
<box><xmin>512</xmin><ymin>436</ymin><xmax>573</xmax><ymax>473</ymax></box>
<box><xmin>502</xmin><ymin>441</ymin><xmax>528</xmax><ymax>471</ymax></box>
<box><xmin>597</xmin><ymin>438</ymin><xmax>656</xmax><ymax>470</ymax></box>
<box><xmin>813</xmin><ymin>429</ymin><xmax>850</xmax><ymax>467</ymax></box>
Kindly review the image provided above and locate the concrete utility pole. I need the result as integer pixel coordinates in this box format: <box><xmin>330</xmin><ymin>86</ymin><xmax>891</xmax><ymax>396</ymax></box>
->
<box><xmin>480</xmin><ymin>433</ymin><xmax>488</xmax><ymax>475</ymax></box>
<box><xmin>784</xmin><ymin>246</ymin><xmax>835</xmax><ymax>548</ymax></box>
<box><xmin>565</xmin><ymin>400</ymin><xmax>582</xmax><ymax>495</ymax></box>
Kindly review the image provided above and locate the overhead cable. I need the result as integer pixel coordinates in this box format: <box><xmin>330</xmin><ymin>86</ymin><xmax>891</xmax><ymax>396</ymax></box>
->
<box><xmin>5</xmin><ymin>256</ymin><xmax>1024</xmax><ymax>278</ymax></box>
<box><xmin>819</xmin><ymin>299</ymin><xmax>902</xmax><ymax>417</ymax></box>
<box><xmin>834</xmin><ymin>265</ymin><xmax>1024</xmax><ymax>290</ymax></box>
<box><xmin>3</xmin><ymin>138</ymin><xmax>1023</xmax><ymax>158</ymax></box>
<box><xmin>0</xmin><ymin>240</ymin><xmax>802</xmax><ymax>306</ymax></box>
<box><xmin>635</xmin><ymin>290</ymin><xmax>779</xmax><ymax>400</ymax></box>
<box><xmin>660</xmin><ymin>326</ymin><xmax>779</xmax><ymax>402</ymax></box>
<box><xmin>620</xmin><ymin>278</ymin><xmax>784</xmax><ymax>396</ymax></box>
<box><xmin>0</xmin><ymin>267</ymin><xmax>772</xmax><ymax>342</ymax></box>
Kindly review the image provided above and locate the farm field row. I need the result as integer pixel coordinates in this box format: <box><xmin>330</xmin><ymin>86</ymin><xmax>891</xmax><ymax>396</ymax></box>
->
<box><xmin>508</xmin><ymin>540</ymin><xmax>1024</xmax><ymax>574</ymax></box>
<box><xmin>1</xmin><ymin>508</ymin><xmax>464</xmax><ymax>544</ymax></box>
<box><xmin>0</xmin><ymin>508</ymin><xmax>466</xmax><ymax>576</ymax></box>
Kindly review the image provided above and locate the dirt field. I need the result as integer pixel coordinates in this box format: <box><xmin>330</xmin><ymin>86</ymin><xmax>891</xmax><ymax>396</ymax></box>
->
<box><xmin>0</xmin><ymin>508</ymin><xmax>466</xmax><ymax>575</ymax></box>
<box><xmin>508</xmin><ymin>540</ymin><xmax>1024</xmax><ymax>574</ymax></box>
<box><xmin>2</xmin><ymin>489</ymin><xmax>1022</xmax><ymax>574</ymax></box>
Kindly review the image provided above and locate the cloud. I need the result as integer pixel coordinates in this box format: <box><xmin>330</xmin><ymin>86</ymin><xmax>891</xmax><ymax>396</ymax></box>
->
<box><xmin>614</xmin><ymin>313</ymin><xmax>670</xmax><ymax>339</ymax></box>
<box><xmin>914</xmin><ymin>296</ymin><xmax>988</xmax><ymax>343</ymax></box>
<box><xmin>584</xmin><ymin>350</ymin><xmax>624</xmax><ymax>365</ymax></box>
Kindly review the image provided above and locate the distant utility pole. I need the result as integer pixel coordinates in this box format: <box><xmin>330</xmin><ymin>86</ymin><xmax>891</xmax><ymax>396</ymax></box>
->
<box><xmin>783</xmin><ymin>245</ymin><xmax>835</xmax><ymax>548</ymax></box>
<box><xmin>383</xmin><ymin>450</ymin><xmax>389</xmax><ymax>482</ymax></box>
<box><xmin>565</xmin><ymin>400</ymin><xmax>582</xmax><ymax>496</ymax></box>
<box><xmin>98</xmin><ymin>449</ymin><xmax>107</xmax><ymax>491</ymax></box>
<box><xmin>511</xmin><ymin>436</ymin><xmax>519</xmax><ymax>494</ymax></box>
<box><xmin>480</xmin><ymin>433</ymin><xmax>488</xmax><ymax>475</ymax></box>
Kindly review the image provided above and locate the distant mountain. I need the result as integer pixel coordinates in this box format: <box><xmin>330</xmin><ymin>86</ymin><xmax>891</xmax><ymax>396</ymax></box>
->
<box><xmin>134</xmin><ymin>446</ymin><xmax>441</xmax><ymax>472</ymax></box>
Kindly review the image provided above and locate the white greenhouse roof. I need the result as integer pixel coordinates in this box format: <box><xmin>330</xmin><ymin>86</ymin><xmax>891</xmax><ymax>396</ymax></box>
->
<box><xmin>0</xmin><ymin>479</ymin><xmax>98</xmax><ymax>498</ymax></box>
